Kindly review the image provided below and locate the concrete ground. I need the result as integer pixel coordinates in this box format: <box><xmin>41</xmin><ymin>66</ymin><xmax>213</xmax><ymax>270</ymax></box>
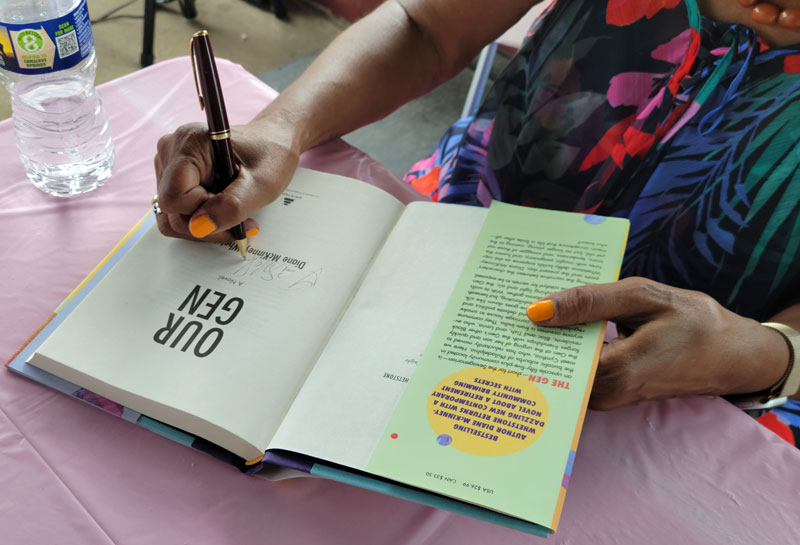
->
<box><xmin>0</xmin><ymin>0</ymin><xmax>501</xmax><ymax>177</ymax></box>
<box><xmin>0</xmin><ymin>0</ymin><xmax>345</xmax><ymax>121</ymax></box>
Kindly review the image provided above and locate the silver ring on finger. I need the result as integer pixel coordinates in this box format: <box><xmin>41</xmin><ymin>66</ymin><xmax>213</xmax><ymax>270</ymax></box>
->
<box><xmin>151</xmin><ymin>194</ymin><xmax>163</xmax><ymax>215</ymax></box>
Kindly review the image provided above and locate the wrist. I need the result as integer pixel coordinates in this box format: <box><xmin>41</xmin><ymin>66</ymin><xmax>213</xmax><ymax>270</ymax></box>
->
<box><xmin>249</xmin><ymin>106</ymin><xmax>307</xmax><ymax>156</ymax></box>
<box><xmin>721</xmin><ymin>319</ymin><xmax>790</xmax><ymax>397</ymax></box>
<box><xmin>723</xmin><ymin>321</ymin><xmax>799</xmax><ymax>407</ymax></box>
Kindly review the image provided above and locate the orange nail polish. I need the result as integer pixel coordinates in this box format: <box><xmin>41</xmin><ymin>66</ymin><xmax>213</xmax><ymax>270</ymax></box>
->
<box><xmin>189</xmin><ymin>215</ymin><xmax>216</xmax><ymax>238</ymax></box>
<box><xmin>778</xmin><ymin>8</ymin><xmax>800</xmax><ymax>29</ymax></box>
<box><xmin>751</xmin><ymin>3</ymin><xmax>779</xmax><ymax>24</ymax></box>
<box><xmin>246</xmin><ymin>227</ymin><xmax>259</xmax><ymax>237</ymax></box>
<box><xmin>527</xmin><ymin>300</ymin><xmax>554</xmax><ymax>322</ymax></box>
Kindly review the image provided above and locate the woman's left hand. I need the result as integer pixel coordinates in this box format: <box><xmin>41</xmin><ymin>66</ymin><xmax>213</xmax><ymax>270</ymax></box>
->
<box><xmin>526</xmin><ymin>277</ymin><xmax>790</xmax><ymax>410</ymax></box>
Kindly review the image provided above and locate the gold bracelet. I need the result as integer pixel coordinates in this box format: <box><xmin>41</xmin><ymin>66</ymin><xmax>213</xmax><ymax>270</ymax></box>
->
<box><xmin>726</xmin><ymin>322</ymin><xmax>800</xmax><ymax>410</ymax></box>
<box><xmin>762</xmin><ymin>322</ymin><xmax>800</xmax><ymax>400</ymax></box>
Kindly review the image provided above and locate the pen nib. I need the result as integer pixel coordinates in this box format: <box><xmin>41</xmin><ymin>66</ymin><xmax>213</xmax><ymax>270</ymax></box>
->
<box><xmin>236</xmin><ymin>239</ymin><xmax>248</xmax><ymax>259</ymax></box>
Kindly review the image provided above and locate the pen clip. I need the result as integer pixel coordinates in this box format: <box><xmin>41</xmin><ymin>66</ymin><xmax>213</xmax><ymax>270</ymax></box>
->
<box><xmin>190</xmin><ymin>30</ymin><xmax>209</xmax><ymax>111</ymax></box>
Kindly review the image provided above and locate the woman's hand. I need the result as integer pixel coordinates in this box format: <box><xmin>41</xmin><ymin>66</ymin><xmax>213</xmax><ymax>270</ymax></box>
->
<box><xmin>152</xmin><ymin>118</ymin><xmax>300</xmax><ymax>243</ymax></box>
<box><xmin>526</xmin><ymin>277</ymin><xmax>790</xmax><ymax>410</ymax></box>
<box><xmin>152</xmin><ymin>0</ymin><xmax>547</xmax><ymax>243</ymax></box>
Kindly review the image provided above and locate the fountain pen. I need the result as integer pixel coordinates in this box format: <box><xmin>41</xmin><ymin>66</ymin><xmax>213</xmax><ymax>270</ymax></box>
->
<box><xmin>190</xmin><ymin>30</ymin><xmax>248</xmax><ymax>258</ymax></box>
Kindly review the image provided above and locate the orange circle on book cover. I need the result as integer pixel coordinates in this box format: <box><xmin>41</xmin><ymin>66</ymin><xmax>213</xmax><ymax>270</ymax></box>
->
<box><xmin>426</xmin><ymin>366</ymin><xmax>548</xmax><ymax>456</ymax></box>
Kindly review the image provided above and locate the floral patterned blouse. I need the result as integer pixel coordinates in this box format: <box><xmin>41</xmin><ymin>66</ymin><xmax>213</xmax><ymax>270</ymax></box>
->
<box><xmin>404</xmin><ymin>0</ymin><xmax>800</xmax><ymax>445</ymax></box>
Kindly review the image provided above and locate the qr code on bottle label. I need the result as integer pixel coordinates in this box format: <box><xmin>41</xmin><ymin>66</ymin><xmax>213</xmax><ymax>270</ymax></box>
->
<box><xmin>56</xmin><ymin>30</ymin><xmax>79</xmax><ymax>58</ymax></box>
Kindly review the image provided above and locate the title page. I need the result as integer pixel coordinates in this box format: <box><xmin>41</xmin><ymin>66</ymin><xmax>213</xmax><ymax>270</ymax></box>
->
<box><xmin>31</xmin><ymin>169</ymin><xmax>404</xmax><ymax>459</ymax></box>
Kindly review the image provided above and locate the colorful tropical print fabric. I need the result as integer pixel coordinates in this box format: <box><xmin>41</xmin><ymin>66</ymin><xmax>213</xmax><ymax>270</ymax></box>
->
<box><xmin>405</xmin><ymin>0</ymin><xmax>800</xmax><ymax>443</ymax></box>
<box><xmin>756</xmin><ymin>400</ymin><xmax>800</xmax><ymax>446</ymax></box>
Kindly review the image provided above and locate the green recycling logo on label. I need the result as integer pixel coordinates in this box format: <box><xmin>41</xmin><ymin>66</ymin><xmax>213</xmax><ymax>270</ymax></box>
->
<box><xmin>0</xmin><ymin>0</ymin><xmax>90</xmax><ymax>74</ymax></box>
<box><xmin>16</xmin><ymin>29</ymin><xmax>44</xmax><ymax>53</ymax></box>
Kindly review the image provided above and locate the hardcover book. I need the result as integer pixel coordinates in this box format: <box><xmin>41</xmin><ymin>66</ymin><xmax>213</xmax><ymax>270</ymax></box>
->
<box><xmin>7</xmin><ymin>168</ymin><xmax>629</xmax><ymax>536</ymax></box>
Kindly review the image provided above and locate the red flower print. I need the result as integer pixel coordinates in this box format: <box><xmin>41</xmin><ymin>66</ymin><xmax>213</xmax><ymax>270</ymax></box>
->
<box><xmin>756</xmin><ymin>412</ymin><xmax>795</xmax><ymax>445</ymax></box>
<box><xmin>409</xmin><ymin>166</ymin><xmax>441</xmax><ymax>201</ymax></box>
<box><xmin>785</xmin><ymin>54</ymin><xmax>800</xmax><ymax>74</ymax></box>
<box><xmin>606</xmin><ymin>0</ymin><xmax>681</xmax><ymax>26</ymax></box>
<box><xmin>622</xmin><ymin>125</ymin><xmax>656</xmax><ymax>159</ymax></box>
<box><xmin>579</xmin><ymin>114</ymin><xmax>636</xmax><ymax>171</ymax></box>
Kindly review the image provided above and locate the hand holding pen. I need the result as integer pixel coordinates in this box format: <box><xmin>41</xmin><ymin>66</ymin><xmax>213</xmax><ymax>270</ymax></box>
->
<box><xmin>188</xmin><ymin>30</ymin><xmax>248</xmax><ymax>258</ymax></box>
<box><xmin>154</xmin><ymin>31</ymin><xmax>290</xmax><ymax>256</ymax></box>
<box><xmin>153</xmin><ymin>31</ymin><xmax>303</xmax><ymax>246</ymax></box>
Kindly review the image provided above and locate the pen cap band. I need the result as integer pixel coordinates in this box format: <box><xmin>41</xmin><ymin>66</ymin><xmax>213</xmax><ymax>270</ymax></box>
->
<box><xmin>209</xmin><ymin>129</ymin><xmax>231</xmax><ymax>140</ymax></box>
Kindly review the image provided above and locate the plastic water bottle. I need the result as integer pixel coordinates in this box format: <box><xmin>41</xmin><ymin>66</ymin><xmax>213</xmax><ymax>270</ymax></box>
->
<box><xmin>0</xmin><ymin>0</ymin><xmax>114</xmax><ymax>197</ymax></box>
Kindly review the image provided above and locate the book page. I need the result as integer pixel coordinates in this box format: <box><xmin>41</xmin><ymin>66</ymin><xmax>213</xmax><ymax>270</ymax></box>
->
<box><xmin>365</xmin><ymin>202</ymin><xmax>629</xmax><ymax>526</ymax></box>
<box><xmin>29</xmin><ymin>168</ymin><xmax>404</xmax><ymax>461</ymax></box>
<box><xmin>267</xmin><ymin>202</ymin><xmax>487</xmax><ymax>465</ymax></box>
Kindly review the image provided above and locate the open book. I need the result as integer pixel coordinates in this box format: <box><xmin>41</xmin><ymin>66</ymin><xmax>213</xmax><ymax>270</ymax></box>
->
<box><xmin>8</xmin><ymin>168</ymin><xmax>628</xmax><ymax>535</ymax></box>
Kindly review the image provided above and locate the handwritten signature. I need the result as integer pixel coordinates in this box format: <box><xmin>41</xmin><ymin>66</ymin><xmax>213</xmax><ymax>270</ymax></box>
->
<box><xmin>223</xmin><ymin>260</ymin><xmax>323</xmax><ymax>290</ymax></box>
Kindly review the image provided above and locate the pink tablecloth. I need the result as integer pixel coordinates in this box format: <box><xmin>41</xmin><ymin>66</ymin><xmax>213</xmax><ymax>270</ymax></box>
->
<box><xmin>1</xmin><ymin>58</ymin><xmax>798</xmax><ymax>545</ymax></box>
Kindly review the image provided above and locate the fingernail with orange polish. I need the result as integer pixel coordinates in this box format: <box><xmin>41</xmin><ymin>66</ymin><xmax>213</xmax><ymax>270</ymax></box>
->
<box><xmin>527</xmin><ymin>300</ymin><xmax>554</xmax><ymax>322</ymax></box>
<box><xmin>246</xmin><ymin>227</ymin><xmax>259</xmax><ymax>237</ymax></box>
<box><xmin>189</xmin><ymin>215</ymin><xmax>216</xmax><ymax>238</ymax></box>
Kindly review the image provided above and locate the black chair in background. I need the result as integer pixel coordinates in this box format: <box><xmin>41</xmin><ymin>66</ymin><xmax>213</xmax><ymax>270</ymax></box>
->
<box><xmin>140</xmin><ymin>0</ymin><xmax>286</xmax><ymax>67</ymax></box>
<box><xmin>141</xmin><ymin>0</ymin><xmax>196</xmax><ymax>67</ymax></box>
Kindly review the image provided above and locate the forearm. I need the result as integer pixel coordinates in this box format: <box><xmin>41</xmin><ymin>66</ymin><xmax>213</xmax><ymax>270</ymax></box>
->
<box><xmin>251</xmin><ymin>1</ymin><xmax>442</xmax><ymax>153</ymax></box>
<box><xmin>154</xmin><ymin>0</ymin><xmax>545</xmax><ymax>241</ymax></box>
<box><xmin>249</xmin><ymin>0</ymin><xmax>542</xmax><ymax>154</ymax></box>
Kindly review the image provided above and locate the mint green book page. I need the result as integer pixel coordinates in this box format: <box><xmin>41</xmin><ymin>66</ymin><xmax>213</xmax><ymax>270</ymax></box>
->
<box><xmin>365</xmin><ymin>201</ymin><xmax>629</xmax><ymax>529</ymax></box>
<box><xmin>310</xmin><ymin>464</ymin><xmax>550</xmax><ymax>537</ymax></box>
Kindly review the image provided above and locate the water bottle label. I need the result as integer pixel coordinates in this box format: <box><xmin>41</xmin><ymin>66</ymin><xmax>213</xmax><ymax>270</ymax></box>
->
<box><xmin>0</xmin><ymin>0</ymin><xmax>93</xmax><ymax>75</ymax></box>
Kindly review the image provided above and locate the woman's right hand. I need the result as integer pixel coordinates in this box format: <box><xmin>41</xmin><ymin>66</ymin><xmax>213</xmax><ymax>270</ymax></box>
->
<box><xmin>152</xmin><ymin>118</ymin><xmax>300</xmax><ymax>243</ymax></box>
